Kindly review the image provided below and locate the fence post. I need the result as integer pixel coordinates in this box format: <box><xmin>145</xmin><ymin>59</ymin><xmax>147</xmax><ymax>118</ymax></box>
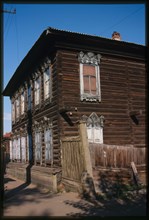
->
<box><xmin>78</xmin><ymin>120</ymin><xmax>93</xmax><ymax>178</ymax></box>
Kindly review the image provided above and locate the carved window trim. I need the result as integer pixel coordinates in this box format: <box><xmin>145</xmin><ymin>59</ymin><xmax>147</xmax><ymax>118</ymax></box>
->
<box><xmin>78</xmin><ymin>51</ymin><xmax>101</xmax><ymax>102</ymax></box>
<box><xmin>44</xmin><ymin>127</ymin><xmax>53</xmax><ymax>163</ymax></box>
<box><xmin>20</xmin><ymin>135</ymin><xmax>26</xmax><ymax>163</ymax></box>
<box><xmin>34</xmin><ymin>75</ymin><xmax>41</xmax><ymax>106</ymax></box>
<box><xmin>82</xmin><ymin>112</ymin><xmax>104</xmax><ymax>143</ymax></box>
<box><xmin>34</xmin><ymin>129</ymin><xmax>42</xmax><ymax>164</ymax></box>
<box><xmin>20</xmin><ymin>90</ymin><xmax>25</xmax><ymax>115</ymax></box>
<box><xmin>11</xmin><ymin>101</ymin><xmax>15</xmax><ymax>124</ymax></box>
<box><xmin>43</xmin><ymin>66</ymin><xmax>52</xmax><ymax>101</ymax></box>
<box><xmin>15</xmin><ymin>96</ymin><xmax>20</xmax><ymax>120</ymax></box>
<box><xmin>27</xmin><ymin>83</ymin><xmax>32</xmax><ymax>111</ymax></box>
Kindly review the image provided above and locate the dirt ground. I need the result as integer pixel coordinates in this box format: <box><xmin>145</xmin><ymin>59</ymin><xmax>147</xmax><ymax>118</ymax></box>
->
<box><xmin>3</xmin><ymin>174</ymin><xmax>147</xmax><ymax>217</ymax></box>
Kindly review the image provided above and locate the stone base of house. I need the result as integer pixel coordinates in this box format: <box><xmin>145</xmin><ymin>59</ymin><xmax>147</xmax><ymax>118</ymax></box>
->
<box><xmin>6</xmin><ymin>162</ymin><xmax>62</xmax><ymax>192</ymax></box>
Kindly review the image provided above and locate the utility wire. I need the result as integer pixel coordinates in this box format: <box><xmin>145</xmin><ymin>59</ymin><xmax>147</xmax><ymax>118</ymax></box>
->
<box><xmin>101</xmin><ymin>6</ymin><xmax>144</xmax><ymax>35</ymax></box>
<box><xmin>4</xmin><ymin>6</ymin><xmax>16</xmax><ymax>41</ymax></box>
<box><xmin>14</xmin><ymin>9</ymin><xmax>20</xmax><ymax>64</ymax></box>
<box><xmin>4</xmin><ymin>6</ymin><xmax>13</xmax><ymax>35</ymax></box>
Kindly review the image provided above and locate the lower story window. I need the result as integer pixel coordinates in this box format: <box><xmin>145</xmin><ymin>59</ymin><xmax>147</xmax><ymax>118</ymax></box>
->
<box><xmin>35</xmin><ymin>131</ymin><xmax>42</xmax><ymax>162</ymax></box>
<box><xmin>82</xmin><ymin>112</ymin><xmax>104</xmax><ymax>144</ymax></box>
<box><xmin>87</xmin><ymin>124</ymin><xmax>103</xmax><ymax>143</ymax></box>
<box><xmin>21</xmin><ymin>136</ymin><xmax>26</xmax><ymax>162</ymax></box>
<box><xmin>44</xmin><ymin>128</ymin><xmax>52</xmax><ymax>162</ymax></box>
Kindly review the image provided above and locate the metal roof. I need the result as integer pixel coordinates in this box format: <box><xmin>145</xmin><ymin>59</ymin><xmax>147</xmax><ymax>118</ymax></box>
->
<box><xmin>46</xmin><ymin>26</ymin><xmax>145</xmax><ymax>46</ymax></box>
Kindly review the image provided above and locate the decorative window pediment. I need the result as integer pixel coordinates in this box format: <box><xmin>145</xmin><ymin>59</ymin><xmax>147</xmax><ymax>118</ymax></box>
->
<box><xmin>78</xmin><ymin>51</ymin><xmax>101</xmax><ymax>65</ymax></box>
<box><xmin>78</xmin><ymin>51</ymin><xmax>101</xmax><ymax>102</ymax></box>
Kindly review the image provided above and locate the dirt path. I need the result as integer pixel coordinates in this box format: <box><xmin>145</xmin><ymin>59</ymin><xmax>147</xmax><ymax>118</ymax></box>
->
<box><xmin>3</xmin><ymin>174</ymin><xmax>147</xmax><ymax>217</ymax></box>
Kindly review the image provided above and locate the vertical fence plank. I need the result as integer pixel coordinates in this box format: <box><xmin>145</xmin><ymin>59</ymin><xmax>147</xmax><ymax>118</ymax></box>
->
<box><xmin>89</xmin><ymin>143</ymin><xmax>146</xmax><ymax>168</ymax></box>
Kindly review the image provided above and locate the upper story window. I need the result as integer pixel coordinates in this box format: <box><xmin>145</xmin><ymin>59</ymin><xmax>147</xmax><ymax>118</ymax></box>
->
<box><xmin>16</xmin><ymin>96</ymin><xmax>20</xmax><ymax>118</ymax></box>
<box><xmin>34</xmin><ymin>77</ymin><xmax>40</xmax><ymax>105</ymax></box>
<box><xmin>78</xmin><ymin>51</ymin><xmax>101</xmax><ymax>102</ymax></box>
<box><xmin>44</xmin><ymin>67</ymin><xmax>51</xmax><ymax>100</ymax></box>
<box><xmin>12</xmin><ymin>101</ymin><xmax>15</xmax><ymax>123</ymax></box>
<box><xmin>21</xmin><ymin>91</ymin><xmax>25</xmax><ymax>115</ymax></box>
<box><xmin>28</xmin><ymin>85</ymin><xmax>32</xmax><ymax>110</ymax></box>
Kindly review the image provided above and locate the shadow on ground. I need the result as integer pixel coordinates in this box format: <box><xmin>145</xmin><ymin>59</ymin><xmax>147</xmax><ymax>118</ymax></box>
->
<box><xmin>3</xmin><ymin>173</ymin><xmax>147</xmax><ymax>217</ymax></box>
<box><xmin>4</xmin><ymin>176</ymin><xmax>54</xmax><ymax>209</ymax></box>
<box><xmin>64</xmin><ymin>173</ymin><xmax>147</xmax><ymax>217</ymax></box>
<box><xmin>64</xmin><ymin>193</ymin><xmax>146</xmax><ymax>216</ymax></box>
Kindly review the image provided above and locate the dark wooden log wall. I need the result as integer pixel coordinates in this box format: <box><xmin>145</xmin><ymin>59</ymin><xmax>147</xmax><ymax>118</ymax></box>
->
<box><xmin>11</xmin><ymin>53</ymin><xmax>62</xmax><ymax>167</ymax></box>
<box><xmin>57</xmin><ymin>49</ymin><xmax>146</xmax><ymax>148</ymax></box>
<box><xmin>32</xmin><ymin>53</ymin><xmax>61</xmax><ymax>167</ymax></box>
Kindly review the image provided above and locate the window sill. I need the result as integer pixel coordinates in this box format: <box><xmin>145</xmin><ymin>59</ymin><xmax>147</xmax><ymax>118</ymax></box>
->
<box><xmin>80</xmin><ymin>95</ymin><xmax>101</xmax><ymax>102</ymax></box>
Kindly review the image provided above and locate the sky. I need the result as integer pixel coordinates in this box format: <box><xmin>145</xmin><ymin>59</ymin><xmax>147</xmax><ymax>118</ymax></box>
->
<box><xmin>3</xmin><ymin>3</ymin><xmax>145</xmax><ymax>134</ymax></box>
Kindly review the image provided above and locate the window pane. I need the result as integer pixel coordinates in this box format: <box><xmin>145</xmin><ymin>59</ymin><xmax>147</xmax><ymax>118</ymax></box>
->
<box><xmin>35</xmin><ymin>78</ymin><xmax>40</xmax><ymax>105</ymax></box>
<box><xmin>16</xmin><ymin>98</ymin><xmax>20</xmax><ymax>117</ymax></box>
<box><xmin>90</xmin><ymin>77</ymin><xmax>96</xmax><ymax>94</ymax></box>
<box><xmin>12</xmin><ymin>102</ymin><xmax>15</xmax><ymax>121</ymax></box>
<box><xmin>44</xmin><ymin>128</ymin><xmax>52</xmax><ymax>161</ymax></box>
<box><xmin>44</xmin><ymin>68</ymin><xmax>50</xmax><ymax>100</ymax></box>
<box><xmin>35</xmin><ymin>132</ymin><xmax>41</xmax><ymax>161</ymax></box>
<box><xmin>21</xmin><ymin>137</ymin><xmax>26</xmax><ymax>161</ymax></box>
<box><xmin>17</xmin><ymin>138</ymin><xmax>21</xmax><ymax>160</ymax></box>
<box><xmin>94</xmin><ymin>127</ymin><xmax>101</xmax><ymax>143</ymax></box>
<box><xmin>83</xmin><ymin>65</ymin><xmax>95</xmax><ymax>76</ymax></box>
<box><xmin>21</xmin><ymin>93</ymin><xmax>25</xmax><ymax>114</ymax></box>
<box><xmin>83</xmin><ymin>76</ymin><xmax>90</xmax><ymax>93</ymax></box>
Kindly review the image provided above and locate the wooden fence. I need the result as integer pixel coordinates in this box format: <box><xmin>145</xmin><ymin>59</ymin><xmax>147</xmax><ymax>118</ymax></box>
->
<box><xmin>61</xmin><ymin>136</ymin><xmax>86</xmax><ymax>182</ymax></box>
<box><xmin>61</xmin><ymin>122</ymin><xmax>146</xmax><ymax>189</ymax></box>
<box><xmin>89</xmin><ymin>143</ymin><xmax>146</xmax><ymax>168</ymax></box>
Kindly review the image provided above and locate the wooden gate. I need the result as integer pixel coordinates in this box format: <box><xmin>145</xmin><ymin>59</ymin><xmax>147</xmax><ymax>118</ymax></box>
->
<box><xmin>61</xmin><ymin>121</ymin><xmax>94</xmax><ymax>192</ymax></box>
<box><xmin>61</xmin><ymin>136</ymin><xmax>85</xmax><ymax>182</ymax></box>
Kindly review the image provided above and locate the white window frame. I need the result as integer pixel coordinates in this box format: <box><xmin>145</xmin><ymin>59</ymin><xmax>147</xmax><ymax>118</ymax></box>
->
<box><xmin>44</xmin><ymin>128</ymin><xmax>52</xmax><ymax>162</ymax></box>
<box><xmin>28</xmin><ymin>85</ymin><xmax>32</xmax><ymax>110</ymax></box>
<box><xmin>16</xmin><ymin>136</ymin><xmax>21</xmax><ymax>160</ymax></box>
<box><xmin>16</xmin><ymin>97</ymin><xmax>20</xmax><ymax>118</ymax></box>
<box><xmin>12</xmin><ymin>139</ymin><xmax>17</xmax><ymax>161</ymax></box>
<box><xmin>35</xmin><ymin>131</ymin><xmax>42</xmax><ymax>162</ymax></box>
<box><xmin>12</xmin><ymin>101</ymin><xmax>15</xmax><ymax>123</ymax></box>
<box><xmin>80</xmin><ymin>64</ymin><xmax>101</xmax><ymax>101</ymax></box>
<box><xmin>34</xmin><ymin>77</ymin><xmax>40</xmax><ymax>105</ymax></box>
<box><xmin>21</xmin><ymin>91</ymin><xmax>25</xmax><ymax>115</ymax></box>
<box><xmin>44</xmin><ymin>67</ymin><xmax>51</xmax><ymax>100</ymax></box>
<box><xmin>78</xmin><ymin>51</ymin><xmax>101</xmax><ymax>102</ymax></box>
<box><xmin>87</xmin><ymin>125</ymin><xmax>103</xmax><ymax>144</ymax></box>
<box><xmin>21</xmin><ymin>136</ymin><xmax>26</xmax><ymax>162</ymax></box>
<box><xmin>83</xmin><ymin>113</ymin><xmax>104</xmax><ymax>144</ymax></box>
